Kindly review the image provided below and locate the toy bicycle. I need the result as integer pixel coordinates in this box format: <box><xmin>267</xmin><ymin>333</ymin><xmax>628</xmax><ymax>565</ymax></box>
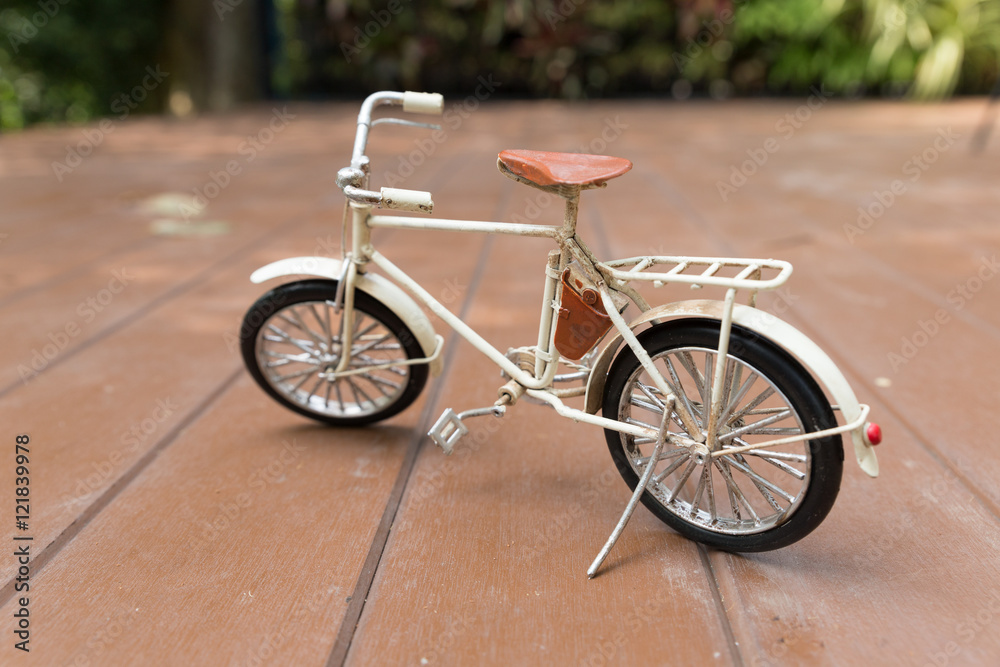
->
<box><xmin>239</xmin><ymin>91</ymin><xmax>883</xmax><ymax>576</ymax></box>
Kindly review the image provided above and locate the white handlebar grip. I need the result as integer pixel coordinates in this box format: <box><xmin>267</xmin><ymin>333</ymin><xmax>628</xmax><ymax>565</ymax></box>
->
<box><xmin>381</xmin><ymin>187</ymin><xmax>434</xmax><ymax>214</ymax></box>
<box><xmin>402</xmin><ymin>91</ymin><xmax>444</xmax><ymax>115</ymax></box>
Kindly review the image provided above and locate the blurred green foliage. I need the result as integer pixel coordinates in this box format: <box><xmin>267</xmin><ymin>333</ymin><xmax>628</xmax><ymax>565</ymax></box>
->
<box><xmin>0</xmin><ymin>0</ymin><xmax>165</xmax><ymax>130</ymax></box>
<box><xmin>1</xmin><ymin>0</ymin><xmax>998</xmax><ymax>131</ymax></box>
<box><xmin>279</xmin><ymin>0</ymin><xmax>999</xmax><ymax>100</ymax></box>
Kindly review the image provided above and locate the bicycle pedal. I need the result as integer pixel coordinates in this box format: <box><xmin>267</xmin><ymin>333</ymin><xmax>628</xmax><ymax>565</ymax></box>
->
<box><xmin>428</xmin><ymin>408</ymin><xmax>468</xmax><ymax>455</ymax></box>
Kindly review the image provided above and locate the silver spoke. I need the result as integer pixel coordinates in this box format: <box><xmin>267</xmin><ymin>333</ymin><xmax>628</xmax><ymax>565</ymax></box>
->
<box><xmin>363</xmin><ymin>373</ymin><xmax>402</xmax><ymax>391</ymax></box>
<box><xmin>701</xmin><ymin>351</ymin><xmax>714</xmax><ymax>413</ymax></box>
<box><xmin>254</xmin><ymin>298</ymin><xmax>413</xmax><ymax>420</ymax></box>
<box><xmin>729</xmin><ymin>386</ymin><xmax>776</xmax><ymax>424</ymax></box>
<box><xmin>654</xmin><ymin>452</ymin><xmax>693</xmax><ymax>484</ymax></box>
<box><xmin>630</xmin><ymin>394</ymin><xmax>665</xmax><ymax>414</ymax></box>
<box><xmin>274</xmin><ymin>367</ymin><xmax>318</xmax><ymax>383</ymax></box>
<box><xmin>284</xmin><ymin>307</ymin><xmax>327</xmax><ymax>353</ymax></box>
<box><xmin>626</xmin><ymin>416</ymin><xmax>661</xmax><ymax>431</ymax></box>
<box><xmin>746</xmin><ymin>427</ymin><xmax>803</xmax><ymax>436</ymax></box>
<box><xmin>636</xmin><ymin>382</ymin><xmax>665</xmax><ymax>410</ymax></box>
<box><xmin>662</xmin><ymin>357</ymin><xmax>699</xmax><ymax>431</ymax></box>
<box><xmin>675</xmin><ymin>351</ymin><xmax>706</xmax><ymax>407</ymax></box>
<box><xmin>718</xmin><ymin>409</ymin><xmax>792</xmax><ymax>443</ymax></box>
<box><xmin>719</xmin><ymin>370</ymin><xmax>757</xmax><ymax>426</ymax></box>
<box><xmin>347</xmin><ymin>377</ymin><xmax>375</xmax><ymax>407</ymax></box>
<box><xmin>303</xmin><ymin>375</ymin><xmax>325</xmax><ymax>405</ymax></box>
<box><xmin>690</xmin><ymin>462</ymin><xmax>710</xmax><ymax>516</ymax></box>
<box><xmin>740</xmin><ymin>450</ymin><xmax>807</xmax><ymax>480</ymax></box>
<box><xmin>351</xmin><ymin>331</ymin><xmax>393</xmax><ymax>356</ymax></box>
<box><xmin>739</xmin><ymin>448</ymin><xmax>807</xmax><ymax>463</ymax></box>
<box><xmin>364</xmin><ymin>376</ymin><xmax>391</xmax><ymax>398</ymax></box>
<box><xmin>334</xmin><ymin>380</ymin><xmax>345</xmax><ymax>410</ymax></box>
<box><xmin>715</xmin><ymin>460</ymin><xmax>760</xmax><ymax>524</ymax></box>
<box><xmin>310</xmin><ymin>303</ymin><xmax>335</xmax><ymax>351</ymax></box>
<box><xmin>720</xmin><ymin>459</ymin><xmax>741</xmax><ymax>520</ymax></box>
<box><xmin>266</xmin><ymin>324</ymin><xmax>320</xmax><ymax>357</ymax></box>
<box><xmin>636</xmin><ymin>448</ymin><xmax>688</xmax><ymax>467</ymax></box>
<box><xmin>667</xmin><ymin>458</ymin><xmax>699</xmax><ymax>502</ymax></box>
<box><xmin>705</xmin><ymin>464</ymin><xmax>717</xmax><ymax>523</ymax></box>
<box><xmin>721</xmin><ymin>454</ymin><xmax>795</xmax><ymax>505</ymax></box>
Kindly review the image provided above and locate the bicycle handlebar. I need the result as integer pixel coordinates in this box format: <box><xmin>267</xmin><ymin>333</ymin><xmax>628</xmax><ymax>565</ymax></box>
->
<box><xmin>350</xmin><ymin>90</ymin><xmax>443</xmax><ymax>167</ymax></box>
<box><xmin>339</xmin><ymin>91</ymin><xmax>442</xmax><ymax>214</ymax></box>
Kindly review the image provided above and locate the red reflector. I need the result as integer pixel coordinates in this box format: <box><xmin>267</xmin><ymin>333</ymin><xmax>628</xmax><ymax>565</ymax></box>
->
<box><xmin>865</xmin><ymin>423</ymin><xmax>883</xmax><ymax>446</ymax></box>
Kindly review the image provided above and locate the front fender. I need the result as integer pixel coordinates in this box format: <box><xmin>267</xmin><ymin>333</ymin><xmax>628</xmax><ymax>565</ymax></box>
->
<box><xmin>250</xmin><ymin>256</ymin><xmax>443</xmax><ymax>377</ymax></box>
<box><xmin>584</xmin><ymin>300</ymin><xmax>878</xmax><ymax>477</ymax></box>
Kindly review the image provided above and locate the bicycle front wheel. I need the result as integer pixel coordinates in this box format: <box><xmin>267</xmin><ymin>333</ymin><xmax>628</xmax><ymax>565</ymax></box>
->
<box><xmin>240</xmin><ymin>279</ymin><xmax>428</xmax><ymax>426</ymax></box>
<box><xmin>602</xmin><ymin>318</ymin><xmax>843</xmax><ymax>552</ymax></box>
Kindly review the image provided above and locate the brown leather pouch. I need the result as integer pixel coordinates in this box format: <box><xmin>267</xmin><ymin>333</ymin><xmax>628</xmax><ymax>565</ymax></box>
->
<box><xmin>554</xmin><ymin>268</ymin><xmax>615</xmax><ymax>360</ymax></box>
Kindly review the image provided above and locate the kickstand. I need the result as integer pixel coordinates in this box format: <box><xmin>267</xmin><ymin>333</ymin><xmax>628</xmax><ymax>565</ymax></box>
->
<box><xmin>588</xmin><ymin>395</ymin><xmax>675</xmax><ymax>579</ymax></box>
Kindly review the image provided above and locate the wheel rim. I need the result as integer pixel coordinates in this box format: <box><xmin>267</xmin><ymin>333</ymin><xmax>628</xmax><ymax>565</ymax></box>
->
<box><xmin>617</xmin><ymin>346</ymin><xmax>811</xmax><ymax>536</ymax></box>
<box><xmin>255</xmin><ymin>300</ymin><xmax>411</xmax><ymax>419</ymax></box>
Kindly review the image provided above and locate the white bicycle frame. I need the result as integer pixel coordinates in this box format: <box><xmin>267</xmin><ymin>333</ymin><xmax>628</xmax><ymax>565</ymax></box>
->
<box><xmin>316</xmin><ymin>92</ymin><xmax>877</xmax><ymax>463</ymax></box>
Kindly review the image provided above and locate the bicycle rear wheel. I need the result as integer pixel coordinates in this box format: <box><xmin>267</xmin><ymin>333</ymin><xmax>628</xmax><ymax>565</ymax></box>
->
<box><xmin>602</xmin><ymin>318</ymin><xmax>843</xmax><ymax>552</ymax></box>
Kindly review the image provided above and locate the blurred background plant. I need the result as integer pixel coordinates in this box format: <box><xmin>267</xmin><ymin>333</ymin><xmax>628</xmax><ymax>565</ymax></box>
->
<box><xmin>0</xmin><ymin>0</ymin><xmax>997</xmax><ymax>131</ymax></box>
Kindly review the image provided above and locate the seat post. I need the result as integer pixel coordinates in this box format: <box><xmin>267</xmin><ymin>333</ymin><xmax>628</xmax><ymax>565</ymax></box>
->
<box><xmin>561</xmin><ymin>186</ymin><xmax>581</xmax><ymax>236</ymax></box>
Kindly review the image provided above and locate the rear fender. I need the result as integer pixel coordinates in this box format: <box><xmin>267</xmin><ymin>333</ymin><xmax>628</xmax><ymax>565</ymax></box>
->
<box><xmin>584</xmin><ymin>300</ymin><xmax>877</xmax><ymax>477</ymax></box>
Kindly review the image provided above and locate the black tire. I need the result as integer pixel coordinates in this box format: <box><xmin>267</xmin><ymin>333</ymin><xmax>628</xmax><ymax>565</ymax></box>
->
<box><xmin>240</xmin><ymin>279</ymin><xmax>428</xmax><ymax>426</ymax></box>
<box><xmin>602</xmin><ymin>318</ymin><xmax>843</xmax><ymax>552</ymax></box>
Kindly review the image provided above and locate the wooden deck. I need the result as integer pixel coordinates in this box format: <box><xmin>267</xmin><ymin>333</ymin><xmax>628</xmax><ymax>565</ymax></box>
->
<box><xmin>1</xmin><ymin>97</ymin><xmax>999</xmax><ymax>666</ymax></box>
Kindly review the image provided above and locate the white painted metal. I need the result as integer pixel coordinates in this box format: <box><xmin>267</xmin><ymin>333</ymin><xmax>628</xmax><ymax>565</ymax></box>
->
<box><xmin>367</xmin><ymin>249</ymin><xmax>560</xmax><ymax>390</ymax></box>
<box><xmin>369</xmin><ymin>215</ymin><xmax>560</xmax><ymax>238</ymax></box>
<box><xmin>588</xmin><ymin>395</ymin><xmax>675</xmax><ymax>579</ymax></box>
<box><xmin>705</xmin><ymin>288</ymin><xmax>738</xmax><ymax>446</ymax></box>
<box><xmin>600</xmin><ymin>255</ymin><xmax>792</xmax><ymax>291</ymax></box>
